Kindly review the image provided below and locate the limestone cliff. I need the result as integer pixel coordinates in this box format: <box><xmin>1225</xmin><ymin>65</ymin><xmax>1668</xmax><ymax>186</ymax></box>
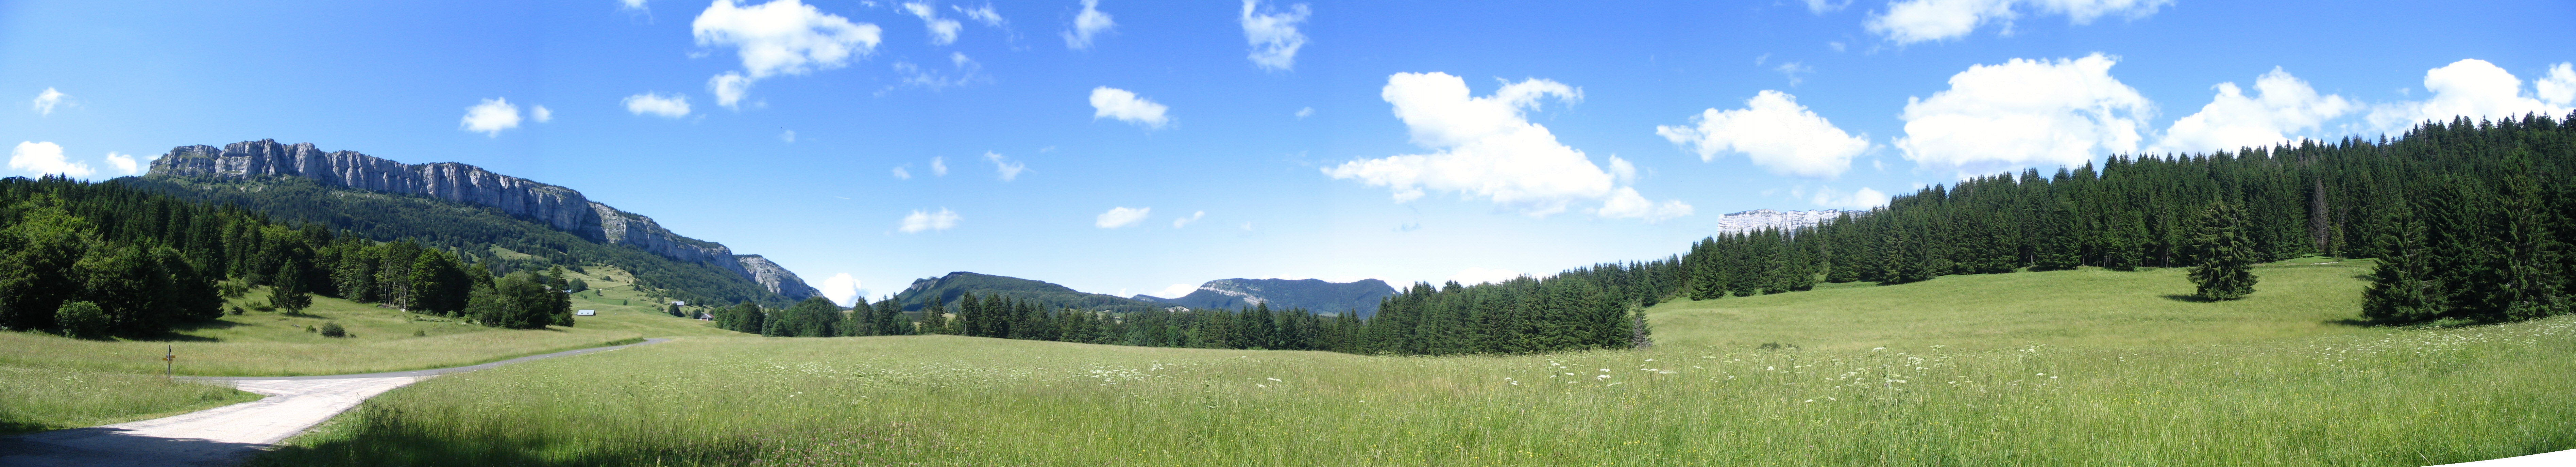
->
<box><xmin>147</xmin><ymin>140</ymin><xmax>818</xmax><ymax>299</ymax></box>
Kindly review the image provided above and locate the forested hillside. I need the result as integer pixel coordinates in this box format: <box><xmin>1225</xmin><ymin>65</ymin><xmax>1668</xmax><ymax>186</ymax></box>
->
<box><xmin>891</xmin><ymin>272</ymin><xmax>1173</xmax><ymax>314</ymax></box>
<box><xmin>0</xmin><ymin>176</ymin><xmax>577</xmax><ymax>336</ymax></box>
<box><xmin>117</xmin><ymin>175</ymin><xmax>789</xmax><ymax>308</ymax></box>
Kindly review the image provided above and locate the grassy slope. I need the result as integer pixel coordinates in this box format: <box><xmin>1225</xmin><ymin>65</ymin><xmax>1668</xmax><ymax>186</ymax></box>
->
<box><xmin>250</xmin><ymin>262</ymin><xmax>2576</xmax><ymax>466</ymax></box>
<box><xmin>0</xmin><ymin>265</ymin><xmax>745</xmax><ymax>435</ymax></box>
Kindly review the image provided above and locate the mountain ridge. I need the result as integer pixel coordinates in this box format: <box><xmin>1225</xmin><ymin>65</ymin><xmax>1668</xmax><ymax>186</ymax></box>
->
<box><xmin>145</xmin><ymin>139</ymin><xmax>819</xmax><ymax>300</ymax></box>
<box><xmin>1134</xmin><ymin>278</ymin><xmax>1396</xmax><ymax>317</ymax></box>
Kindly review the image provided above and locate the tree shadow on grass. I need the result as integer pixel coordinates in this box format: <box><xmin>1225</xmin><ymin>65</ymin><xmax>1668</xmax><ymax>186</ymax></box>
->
<box><xmin>2159</xmin><ymin>294</ymin><xmax>2217</xmax><ymax>303</ymax></box>
<box><xmin>2322</xmin><ymin>318</ymin><xmax>2376</xmax><ymax>327</ymax></box>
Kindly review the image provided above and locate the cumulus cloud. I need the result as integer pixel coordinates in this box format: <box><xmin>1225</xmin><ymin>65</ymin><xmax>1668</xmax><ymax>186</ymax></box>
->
<box><xmin>1089</xmin><ymin>86</ymin><xmax>1170</xmax><ymax>128</ymax></box>
<box><xmin>1096</xmin><ymin>207</ymin><xmax>1150</xmax><ymax>228</ymax></box>
<box><xmin>892</xmin><ymin>166</ymin><xmax>912</xmax><ymax>179</ymax></box>
<box><xmin>1239</xmin><ymin>0</ymin><xmax>1310</xmax><ymax>71</ymax></box>
<box><xmin>1895</xmin><ymin>53</ymin><xmax>2151</xmax><ymax>174</ymax></box>
<box><xmin>1172</xmin><ymin>210</ymin><xmax>1206</xmax><ymax>228</ymax></box>
<box><xmin>1657</xmin><ymin>90</ymin><xmax>1870</xmax><ymax>177</ymax></box>
<box><xmin>460</xmin><ymin>98</ymin><xmax>524</xmax><ymax>137</ymax></box>
<box><xmin>1866</xmin><ymin>0</ymin><xmax>2171</xmax><ymax>45</ymax></box>
<box><xmin>1447</xmin><ymin>267</ymin><xmax>1523</xmax><ymax>286</ymax></box>
<box><xmin>1597</xmin><ymin>187</ymin><xmax>1696</xmax><ymax>221</ymax></box>
<box><xmin>532</xmin><ymin>105</ymin><xmax>554</xmax><ymax>123</ymax></box>
<box><xmin>1810</xmin><ymin>186</ymin><xmax>1891</xmax><ymax>209</ymax></box>
<box><xmin>900</xmin><ymin>208</ymin><xmax>960</xmax><ymax>233</ymax></box>
<box><xmin>620</xmin><ymin>0</ymin><xmax>648</xmax><ymax>11</ymax></box>
<box><xmin>984</xmin><ymin>151</ymin><xmax>1026</xmax><ymax>181</ymax></box>
<box><xmin>2152</xmin><ymin>68</ymin><xmax>2356</xmax><ymax>155</ymax></box>
<box><xmin>104</xmin><ymin>152</ymin><xmax>141</xmax><ymax>175</ymax></box>
<box><xmin>893</xmin><ymin>52</ymin><xmax>986</xmax><ymax>91</ymax></box>
<box><xmin>1324</xmin><ymin>72</ymin><xmax>1690</xmax><ymax>220</ymax></box>
<box><xmin>902</xmin><ymin>2</ymin><xmax>963</xmax><ymax>45</ymax></box>
<box><xmin>1295</xmin><ymin>106</ymin><xmax>1314</xmax><ymax>118</ymax></box>
<box><xmin>624</xmin><ymin>92</ymin><xmax>692</xmax><ymax>117</ymax></box>
<box><xmin>1801</xmin><ymin>0</ymin><xmax>1850</xmax><ymax>14</ymax></box>
<box><xmin>1063</xmin><ymin>0</ymin><xmax>1114</xmax><ymax>50</ymax></box>
<box><xmin>2367</xmin><ymin>59</ymin><xmax>2574</xmax><ymax>133</ymax></box>
<box><xmin>693</xmin><ymin>0</ymin><xmax>882</xmax><ymax>108</ymax></box>
<box><xmin>31</xmin><ymin>88</ymin><xmax>68</xmax><ymax>116</ymax></box>
<box><xmin>9</xmin><ymin>142</ymin><xmax>94</xmax><ymax>177</ymax></box>
<box><xmin>930</xmin><ymin>156</ymin><xmax>948</xmax><ymax>175</ymax></box>
<box><xmin>820</xmin><ymin>273</ymin><xmax>862</xmax><ymax>306</ymax></box>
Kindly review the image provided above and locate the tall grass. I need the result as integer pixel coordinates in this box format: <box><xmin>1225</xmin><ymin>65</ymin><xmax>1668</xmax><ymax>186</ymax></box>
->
<box><xmin>0</xmin><ymin>366</ymin><xmax>256</xmax><ymax>435</ymax></box>
<box><xmin>252</xmin><ymin>264</ymin><xmax>2576</xmax><ymax>466</ymax></box>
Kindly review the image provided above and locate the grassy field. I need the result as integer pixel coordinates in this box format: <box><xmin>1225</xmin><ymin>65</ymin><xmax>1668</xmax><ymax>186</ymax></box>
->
<box><xmin>248</xmin><ymin>261</ymin><xmax>2576</xmax><ymax>466</ymax></box>
<box><xmin>0</xmin><ymin>265</ymin><xmax>744</xmax><ymax>435</ymax></box>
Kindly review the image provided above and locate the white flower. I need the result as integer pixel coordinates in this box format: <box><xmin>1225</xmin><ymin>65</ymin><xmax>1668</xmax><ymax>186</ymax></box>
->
<box><xmin>1596</xmin><ymin>374</ymin><xmax>1611</xmax><ymax>380</ymax></box>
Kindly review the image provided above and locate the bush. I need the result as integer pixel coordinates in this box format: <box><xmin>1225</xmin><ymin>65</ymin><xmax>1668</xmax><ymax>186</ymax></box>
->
<box><xmin>228</xmin><ymin>306</ymin><xmax>245</xmax><ymax>316</ymax></box>
<box><xmin>55</xmin><ymin>302</ymin><xmax>109</xmax><ymax>339</ymax></box>
<box><xmin>319</xmin><ymin>321</ymin><xmax>346</xmax><ymax>338</ymax></box>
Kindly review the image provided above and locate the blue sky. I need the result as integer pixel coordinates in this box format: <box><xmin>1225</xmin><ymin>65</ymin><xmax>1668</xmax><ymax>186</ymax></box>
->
<box><xmin>4</xmin><ymin>0</ymin><xmax>2571</xmax><ymax>305</ymax></box>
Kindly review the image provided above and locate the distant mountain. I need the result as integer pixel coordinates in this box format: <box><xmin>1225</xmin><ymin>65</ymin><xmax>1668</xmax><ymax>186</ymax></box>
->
<box><xmin>1135</xmin><ymin>278</ymin><xmax>1397</xmax><ymax>317</ymax></box>
<box><xmin>134</xmin><ymin>139</ymin><xmax>818</xmax><ymax>304</ymax></box>
<box><xmin>894</xmin><ymin>272</ymin><xmax>1174</xmax><ymax>314</ymax></box>
<box><xmin>1713</xmin><ymin>209</ymin><xmax>1846</xmax><ymax>234</ymax></box>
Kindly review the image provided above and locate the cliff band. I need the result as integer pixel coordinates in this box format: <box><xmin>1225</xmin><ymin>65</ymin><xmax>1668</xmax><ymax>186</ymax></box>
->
<box><xmin>146</xmin><ymin>139</ymin><xmax>820</xmax><ymax>299</ymax></box>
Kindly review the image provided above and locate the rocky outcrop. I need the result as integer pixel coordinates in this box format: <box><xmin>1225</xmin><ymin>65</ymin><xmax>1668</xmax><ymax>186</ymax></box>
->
<box><xmin>147</xmin><ymin>140</ymin><xmax>818</xmax><ymax>299</ymax></box>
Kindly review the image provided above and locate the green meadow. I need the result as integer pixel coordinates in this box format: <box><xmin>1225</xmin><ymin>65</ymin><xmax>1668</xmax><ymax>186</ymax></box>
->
<box><xmin>246</xmin><ymin>261</ymin><xmax>2576</xmax><ymax>466</ymax></box>
<box><xmin>0</xmin><ymin>266</ymin><xmax>742</xmax><ymax>435</ymax></box>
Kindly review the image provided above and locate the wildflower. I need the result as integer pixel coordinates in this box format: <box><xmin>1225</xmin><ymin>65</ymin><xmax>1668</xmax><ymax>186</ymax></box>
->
<box><xmin>1872</xmin><ymin>347</ymin><xmax>1886</xmax><ymax>351</ymax></box>
<box><xmin>1267</xmin><ymin>377</ymin><xmax>1282</xmax><ymax>382</ymax></box>
<box><xmin>1596</xmin><ymin>374</ymin><xmax>1611</xmax><ymax>380</ymax></box>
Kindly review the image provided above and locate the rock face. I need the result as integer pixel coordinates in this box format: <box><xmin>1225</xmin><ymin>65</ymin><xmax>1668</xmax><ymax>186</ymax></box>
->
<box><xmin>1713</xmin><ymin>209</ymin><xmax>1848</xmax><ymax>235</ymax></box>
<box><xmin>147</xmin><ymin>140</ymin><xmax>818</xmax><ymax>299</ymax></box>
<box><xmin>1135</xmin><ymin>278</ymin><xmax>1398</xmax><ymax>317</ymax></box>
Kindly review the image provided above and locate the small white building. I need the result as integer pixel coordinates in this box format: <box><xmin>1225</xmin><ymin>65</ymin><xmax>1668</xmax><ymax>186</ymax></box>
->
<box><xmin>575</xmin><ymin>309</ymin><xmax>596</xmax><ymax>316</ymax></box>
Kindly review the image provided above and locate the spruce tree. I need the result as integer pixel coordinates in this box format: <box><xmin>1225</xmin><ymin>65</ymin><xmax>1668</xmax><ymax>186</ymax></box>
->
<box><xmin>271</xmin><ymin>260</ymin><xmax>313</xmax><ymax>312</ymax></box>
<box><xmin>2362</xmin><ymin>203</ymin><xmax>2444</xmax><ymax>323</ymax></box>
<box><xmin>2496</xmin><ymin>150</ymin><xmax>2570</xmax><ymax>320</ymax></box>
<box><xmin>2188</xmin><ymin>201</ymin><xmax>2258</xmax><ymax>301</ymax></box>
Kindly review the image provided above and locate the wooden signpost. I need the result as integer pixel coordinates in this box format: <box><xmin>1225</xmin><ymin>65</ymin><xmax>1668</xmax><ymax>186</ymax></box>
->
<box><xmin>164</xmin><ymin>344</ymin><xmax>174</xmax><ymax>378</ymax></box>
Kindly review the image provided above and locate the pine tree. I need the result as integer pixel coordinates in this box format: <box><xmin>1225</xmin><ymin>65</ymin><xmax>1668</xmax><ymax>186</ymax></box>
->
<box><xmin>2496</xmin><ymin>150</ymin><xmax>2570</xmax><ymax>320</ymax></box>
<box><xmin>2361</xmin><ymin>202</ymin><xmax>2444</xmax><ymax>323</ymax></box>
<box><xmin>2188</xmin><ymin>201</ymin><xmax>2259</xmax><ymax>301</ymax></box>
<box><xmin>271</xmin><ymin>260</ymin><xmax>312</xmax><ymax>312</ymax></box>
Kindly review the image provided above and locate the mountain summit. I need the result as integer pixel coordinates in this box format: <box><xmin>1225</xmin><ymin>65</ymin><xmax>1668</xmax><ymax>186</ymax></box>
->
<box><xmin>1136</xmin><ymin>278</ymin><xmax>1397</xmax><ymax>317</ymax></box>
<box><xmin>145</xmin><ymin>139</ymin><xmax>820</xmax><ymax>300</ymax></box>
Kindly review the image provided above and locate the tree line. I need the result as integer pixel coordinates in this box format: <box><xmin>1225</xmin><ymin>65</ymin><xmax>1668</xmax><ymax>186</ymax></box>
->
<box><xmin>0</xmin><ymin>176</ymin><xmax>579</xmax><ymax>337</ymax></box>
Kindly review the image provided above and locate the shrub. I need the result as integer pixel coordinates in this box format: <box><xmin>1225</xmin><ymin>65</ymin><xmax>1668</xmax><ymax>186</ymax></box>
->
<box><xmin>319</xmin><ymin>322</ymin><xmax>347</xmax><ymax>338</ymax></box>
<box><xmin>55</xmin><ymin>302</ymin><xmax>109</xmax><ymax>339</ymax></box>
<box><xmin>229</xmin><ymin>306</ymin><xmax>245</xmax><ymax>316</ymax></box>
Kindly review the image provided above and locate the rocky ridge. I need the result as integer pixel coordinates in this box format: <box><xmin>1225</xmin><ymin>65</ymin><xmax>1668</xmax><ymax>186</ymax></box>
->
<box><xmin>146</xmin><ymin>140</ymin><xmax>819</xmax><ymax>299</ymax></box>
<box><xmin>1136</xmin><ymin>278</ymin><xmax>1397</xmax><ymax>317</ymax></box>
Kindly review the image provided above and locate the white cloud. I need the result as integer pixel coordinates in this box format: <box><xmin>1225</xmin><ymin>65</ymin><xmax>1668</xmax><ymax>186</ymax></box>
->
<box><xmin>1775</xmin><ymin>62</ymin><xmax>1813</xmax><ymax>86</ymax></box>
<box><xmin>693</xmin><ymin>0</ymin><xmax>882</xmax><ymax>109</ymax></box>
<box><xmin>1607</xmin><ymin>155</ymin><xmax>1637</xmax><ymax>183</ymax></box>
<box><xmin>2539</xmin><ymin>63</ymin><xmax>2576</xmax><ymax>108</ymax></box>
<box><xmin>1657</xmin><ymin>90</ymin><xmax>1870</xmax><ymax>177</ymax></box>
<box><xmin>1810</xmin><ymin>186</ymin><xmax>1890</xmax><ymax>209</ymax></box>
<box><xmin>957</xmin><ymin>4</ymin><xmax>1003</xmax><ymax>27</ymax></box>
<box><xmin>930</xmin><ymin>156</ymin><xmax>948</xmax><ymax>175</ymax></box>
<box><xmin>1326</xmin><ymin>72</ymin><xmax>1690</xmax><ymax>220</ymax></box>
<box><xmin>1597</xmin><ymin>187</ymin><xmax>1696</xmax><ymax>221</ymax></box>
<box><xmin>620</xmin><ymin>0</ymin><xmax>648</xmax><ymax>11</ymax></box>
<box><xmin>708</xmin><ymin>73</ymin><xmax>753</xmax><ymax>109</ymax></box>
<box><xmin>892</xmin><ymin>166</ymin><xmax>912</xmax><ymax>179</ymax></box>
<box><xmin>104</xmin><ymin>152</ymin><xmax>141</xmax><ymax>175</ymax></box>
<box><xmin>2368</xmin><ymin>59</ymin><xmax>2573</xmax><ymax>133</ymax></box>
<box><xmin>1895</xmin><ymin>53</ymin><xmax>2151</xmax><ymax>174</ymax></box>
<box><xmin>9</xmin><ymin>142</ymin><xmax>94</xmax><ymax>177</ymax></box>
<box><xmin>30</xmin><ymin>88</ymin><xmax>68</xmax><ymax>116</ymax></box>
<box><xmin>2152</xmin><ymin>67</ymin><xmax>2356</xmax><ymax>154</ymax></box>
<box><xmin>780</xmin><ymin>129</ymin><xmax>796</xmax><ymax>143</ymax></box>
<box><xmin>902</xmin><ymin>2</ymin><xmax>963</xmax><ymax>45</ymax></box>
<box><xmin>1801</xmin><ymin>0</ymin><xmax>1850</xmax><ymax>14</ymax></box>
<box><xmin>892</xmin><ymin>52</ymin><xmax>985</xmax><ymax>90</ymax></box>
<box><xmin>1866</xmin><ymin>0</ymin><xmax>2171</xmax><ymax>45</ymax></box>
<box><xmin>529</xmin><ymin>105</ymin><xmax>551</xmax><ymax>123</ymax></box>
<box><xmin>1152</xmin><ymin>283</ymin><xmax>1197</xmax><ymax>299</ymax></box>
<box><xmin>460</xmin><ymin>98</ymin><xmax>524</xmax><ymax>137</ymax></box>
<box><xmin>1239</xmin><ymin>0</ymin><xmax>1310</xmax><ymax>71</ymax></box>
<box><xmin>1172</xmin><ymin>210</ymin><xmax>1205</xmax><ymax>228</ymax></box>
<box><xmin>1446</xmin><ymin>267</ymin><xmax>1523</xmax><ymax>286</ymax></box>
<box><xmin>820</xmin><ymin>273</ymin><xmax>862</xmax><ymax>306</ymax></box>
<box><xmin>900</xmin><ymin>208</ymin><xmax>960</xmax><ymax>233</ymax></box>
<box><xmin>623</xmin><ymin>92</ymin><xmax>692</xmax><ymax>117</ymax></box>
<box><xmin>1096</xmin><ymin>207</ymin><xmax>1150</xmax><ymax>228</ymax></box>
<box><xmin>984</xmin><ymin>151</ymin><xmax>1026</xmax><ymax>181</ymax></box>
<box><xmin>1063</xmin><ymin>0</ymin><xmax>1114</xmax><ymax>50</ymax></box>
<box><xmin>1294</xmin><ymin>106</ymin><xmax>1314</xmax><ymax>118</ymax></box>
<box><xmin>1089</xmin><ymin>86</ymin><xmax>1170</xmax><ymax>128</ymax></box>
